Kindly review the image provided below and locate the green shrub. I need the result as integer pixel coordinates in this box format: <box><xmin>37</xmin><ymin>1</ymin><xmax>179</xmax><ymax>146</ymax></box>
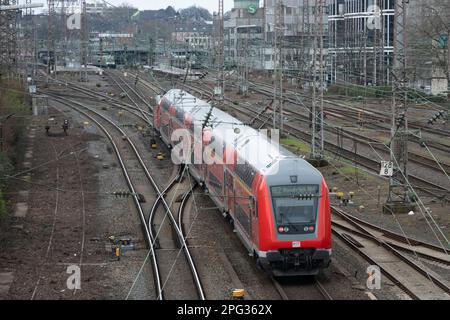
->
<box><xmin>0</xmin><ymin>80</ymin><xmax>30</xmax><ymax>218</ymax></box>
<box><xmin>0</xmin><ymin>190</ymin><xmax>6</xmax><ymax>217</ymax></box>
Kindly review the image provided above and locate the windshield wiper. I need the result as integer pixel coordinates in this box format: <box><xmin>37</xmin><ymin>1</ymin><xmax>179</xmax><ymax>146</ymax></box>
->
<box><xmin>290</xmin><ymin>194</ymin><xmax>320</xmax><ymax>200</ymax></box>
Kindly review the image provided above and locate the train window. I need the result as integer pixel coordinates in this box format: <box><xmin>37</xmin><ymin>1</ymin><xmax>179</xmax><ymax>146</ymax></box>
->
<box><xmin>161</xmin><ymin>100</ymin><xmax>168</xmax><ymax>110</ymax></box>
<box><xmin>236</xmin><ymin>160</ymin><xmax>256</xmax><ymax>188</ymax></box>
<box><xmin>209</xmin><ymin>173</ymin><xmax>222</xmax><ymax>195</ymax></box>
<box><xmin>176</xmin><ymin>109</ymin><xmax>184</xmax><ymax>121</ymax></box>
<box><xmin>270</xmin><ymin>185</ymin><xmax>320</xmax><ymax>235</ymax></box>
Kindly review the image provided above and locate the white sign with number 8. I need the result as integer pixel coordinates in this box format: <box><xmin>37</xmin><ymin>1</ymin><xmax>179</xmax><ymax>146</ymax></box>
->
<box><xmin>380</xmin><ymin>161</ymin><xmax>393</xmax><ymax>177</ymax></box>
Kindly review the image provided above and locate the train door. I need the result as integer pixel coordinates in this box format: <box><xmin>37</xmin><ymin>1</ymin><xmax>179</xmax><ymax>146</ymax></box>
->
<box><xmin>250</xmin><ymin>196</ymin><xmax>259</xmax><ymax>247</ymax></box>
<box><xmin>224</xmin><ymin>169</ymin><xmax>235</xmax><ymax>214</ymax></box>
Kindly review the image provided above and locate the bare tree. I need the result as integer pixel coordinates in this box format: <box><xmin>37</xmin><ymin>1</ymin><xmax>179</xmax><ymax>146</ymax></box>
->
<box><xmin>409</xmin><ymin>0</ymin><xmax>450</xmax><ymax>95</ymax></box>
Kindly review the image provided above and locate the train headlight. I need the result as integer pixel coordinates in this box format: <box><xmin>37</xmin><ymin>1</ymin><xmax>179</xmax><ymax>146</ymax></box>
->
<box><xmin>284</xmin><ymin>227</ymin><xmax>290</xmax><ymax>233</ymax></box>
<box><xmin>278</xmin><ymin>227</ymin><xmax>284</xmax><ymax>233</ymax></box>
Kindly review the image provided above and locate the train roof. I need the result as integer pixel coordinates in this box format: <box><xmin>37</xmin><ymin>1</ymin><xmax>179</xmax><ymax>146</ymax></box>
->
<box><xmin>162</xmin><ymin>89</ymin><xmax>322</xmax><ymax>178</ymax></box>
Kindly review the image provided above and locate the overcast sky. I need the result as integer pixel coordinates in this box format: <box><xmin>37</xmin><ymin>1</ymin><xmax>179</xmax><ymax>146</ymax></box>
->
<box><xmin>28</xmin><ymin>0</ymin><xmax>263</xmax><ymax>14</ymax></box>
<box><xmin>107</xmin><ymin>0</ymin><xmax>234</xmax><ymax>13</ymax></box>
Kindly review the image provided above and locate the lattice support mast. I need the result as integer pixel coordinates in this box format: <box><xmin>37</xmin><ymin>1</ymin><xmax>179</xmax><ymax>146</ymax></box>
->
<box><xmin>309</xmin><ymin>0</ymin><xmax>325</xmax><ymax>163</ymax></box>
<box><xmin>47</xmin><ymin>0</ymin><xmax>56</xmax><ymax>75</ymax></box>
<box><xmin>0</xmin><ymin>0</ymin><xmax>18</xmax><ymax>79</ymax></box>
<box><xmin>385</xmin><ymin>0</ymin><xmax>415</xmax><ymax>212</ymax></box>
<box><xmin>81</xmin><ymin>0</ymin><xmax>88</xmax><ymax>81</ymax></box>
<box><xmin>59</xmin><ymin>0</ymin><xmax>67</xmax><ymax>67</ymax></box>
<box><xmin>373</xmin><ymin>0</ymin><xmax>383</xmax><ymax>85</ymax></box>
<box><xmin>273</xmin><ymin>0</ymin><xmax>284</xmax><ymax>130</ymax></box>
<box><xmin>215</xmin><ymin>0</ymin><xmax>225</xmax><ymax>101</ymax></box>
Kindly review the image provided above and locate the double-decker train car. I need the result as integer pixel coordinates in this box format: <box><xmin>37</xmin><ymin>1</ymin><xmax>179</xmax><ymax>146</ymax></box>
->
<box><xmin>154</xmin><ymin>89</ymin><xmax>332</xmax><ymax>276</ymax></box>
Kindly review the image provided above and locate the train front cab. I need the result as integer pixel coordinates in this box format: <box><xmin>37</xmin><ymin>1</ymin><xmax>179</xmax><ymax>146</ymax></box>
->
<box><xmin>256</xmin><ymin>160</ymin><xmax>332</xmax><ymax>277</ymax></box>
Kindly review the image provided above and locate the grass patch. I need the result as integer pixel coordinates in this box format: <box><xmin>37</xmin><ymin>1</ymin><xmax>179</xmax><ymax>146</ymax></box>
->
<box><xmin>0</xmin><ymin>149</ymin><xmax>13</xmax><ymax>218</ymax></box>
<box><xmin>281</xmin><ymin>138</ymin><xmax>310</xmax><ymax>154</ymax></box>
<box><xmin>338</xmin><ymin>164</ymin><xmax>370</xmax><ymax>179</ymax></box>
<box><xmin>327</xmin><ymin>84</ymin><xmax>448</xmax><ymax>103</ymax></box>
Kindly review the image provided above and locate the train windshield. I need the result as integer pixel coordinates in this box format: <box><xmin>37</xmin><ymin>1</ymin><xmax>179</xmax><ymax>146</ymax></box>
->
<box><xmin>271</xmin><ymin>185</ymin><xmax>320</xmax><ymax>233</ymax></box>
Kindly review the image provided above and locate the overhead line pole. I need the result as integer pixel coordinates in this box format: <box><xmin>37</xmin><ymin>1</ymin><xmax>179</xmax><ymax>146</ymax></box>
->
<box><xmin>214</xmin><ymin>0</ymin><xmax>225</xmax><ymax>101</ymax></box>
<box><xmin>273</xmin><ymin>0</ymin><xmax>283</xmax><ymax>130</ymax></box>
<box><xmin>47</xmin><ymin>0</ymin><xmax>55</xmax><ymax>77</ymax></box>
<box><xmin>307</xmin><ymin>0</ymin><xmax>327</xmax><ymax>167</ymax></box>
<box><xmin>384</xmin><ymin>0</ymin><xmax>415</xmax><ymax>214</ymax></box>
<box><xmin>0</xmin><ymin>0</ymin><xmax>18</xmax><ymax>80</ymax></box>
<box><xmin>81</xmin><ymin>0</ymin><xmax>88</xmax><ymax>82</ymax></box>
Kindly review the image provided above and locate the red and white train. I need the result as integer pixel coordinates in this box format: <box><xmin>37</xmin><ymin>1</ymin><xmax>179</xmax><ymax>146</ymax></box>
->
<box><xmin>154</xmin><ymin>89</ymin><xmax>332</xmax><ymax>276</ymax></box>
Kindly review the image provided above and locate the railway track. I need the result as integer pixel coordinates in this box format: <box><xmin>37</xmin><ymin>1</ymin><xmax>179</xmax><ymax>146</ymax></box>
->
<box><xmin>105</xmin><ymin>71</ymin><xmax>153</xmax><ymax>124</ymax></box>
<box><xmin>109</xmin><ymin>72</ymin><xmax>345</xmax><ymax>300</ymax></box>
<box><xmin>185</xmin><ymin>73</ymin><xmax>450</xmax><ymax>173</ymax></box>
<box><xmin>174</xmin><ymin>81</ymin><xmax>450</xmax><ymax>198</ymax></box>
<box><xmin>244</xmin><ymin>78</ymin><xmax>450</xmax><ymax>140</ymax></box>
<box><xmin>45</xmin><ymin>94</ymin><xmax>205</xmax><ymax>300</ymax></box>
<box><xmin>265</xmin><ymin>102</ymin><xmax>450</xmax><ymax>177</ymax></box>
<box><xmin>121</xmin><ymin>71</ymin><xmax>450</xmax><ymax>196</ymax></box>
<box><xmin>44</xmin><ymin>71</ymin><xmax>450</xmax><ymax>300</ymax></box>
<box><xmin>332</xmin><ymin>208</ymin><xmax>450</xmax><ymax>264</ymax></box>
<box><xmin>272</xmin><ymin>277</ymin><xmax>333</xmax><ymax>300</ymax></box>
<box><xmin>106</xmin><ymin>73</ymin><xmax>450</xmax><ymax>300</ymax></box>
<box><xmin>41</xmin><ymin>75</ymin><xmax>154</xmax><ymax>121</ymax></box>
<box><xmin>147</xmin><ymin>164</ymin><xmax>206</xmax><ymax>300</ymax></box>
<box><xmin>332</xmin><ymin>207</ymin><xmax>450</xmax><ymax>300</ymax></box>
<box><xmin>116</xmin><ymin>71</ymin><xmax>450</xmax><ymax>200</ymax></box>
<box><xmin>200</xmin><ymin>76</ymin><xmax>450</xmax><ymax>177</ymax></box>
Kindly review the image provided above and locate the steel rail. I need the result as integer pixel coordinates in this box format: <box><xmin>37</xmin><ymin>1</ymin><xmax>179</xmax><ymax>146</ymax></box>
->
<box><xmin>148</xmin><ymin>166</ymin><xmax>182</xmax><ymax>247</ymax></box>
<box><xmin>177</xmin><ymin>182</ymin><xmax>205</xmax><ymax>299</ymax></box>
<box><xmin>48</xmin><ymin>94</ymin><xmax>205</xmax><ymax>300</ymax></box>
<box><xmin>48</xmin><ymin>96</ymin><xmax>164</xmax><ymax>300</ymax></box>
<box><xmin>333</xmin><ymin>208</ymin><xmax>450</xmax><ymax>256</ymax></box>
<box><xmin>332</xmin><ymin>207</ymin><xmax>450</xmax><ymax>299</ymax></box>
<box><xmin>179</xmin><ymin>82</ymin><xmax>450</xmax><ymax>197</ymax></box>
<box><xmin>271</xmin><ymin>277</ymin><xmax>333</xmax><ymax>300</ymax></box>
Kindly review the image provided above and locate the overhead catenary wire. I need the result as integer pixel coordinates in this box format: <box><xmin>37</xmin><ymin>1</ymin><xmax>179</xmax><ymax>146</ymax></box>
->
<box><xmin>189</xmin><ymin>70</ymin><xmax>450</xmax><ymax>254</ymax></box>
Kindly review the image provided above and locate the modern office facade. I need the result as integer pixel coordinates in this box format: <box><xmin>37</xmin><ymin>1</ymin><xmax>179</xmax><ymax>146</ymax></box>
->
<box><xmin>327</xmin><ymin>0</ymin><xmax>395</xmax><ymax>85</ymax></box>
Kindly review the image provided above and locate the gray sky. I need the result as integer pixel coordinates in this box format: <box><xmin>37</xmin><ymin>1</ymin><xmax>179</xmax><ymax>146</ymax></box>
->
<box><xmin>28</xmin><ymin>0</ymin><xmax>235</xmax><ymax>14</ymax></box>
<box><xmin>107</xmin><ymin>0</ymin><xmax>234</xmax><ymax>13</ymax></box>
